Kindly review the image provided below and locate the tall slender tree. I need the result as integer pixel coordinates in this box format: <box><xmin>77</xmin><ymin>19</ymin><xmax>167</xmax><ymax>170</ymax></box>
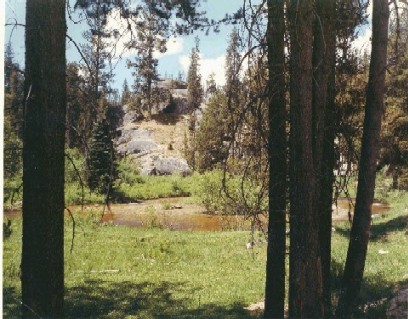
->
<box><xmin>263</xmin><ymin>0</ymin><xmax>287</xmax><ymax>318</ymax></box>
<box><xmin>187</xmin><ymin>38</ymin><xmax>203</xmax><ymax>112</ymax></box>
<box><xmin>288</xmin><ymin>0</ymin><xmax>324</xmax><ymax>316</ymax></box>
<box><xmin>22</xmin><ymin>0</ymin><xmax>66</xmax><ymax>317</ymax></box>
<box><xmin>336</xmin><ymin>0</ymin><xmax>390</xmax><ymax>316</ymax></box>
<box><xmin>312</xmin><ymin>0</ymin><xmax>336</xmax><ymax>315</ymax></box>
<box><xmin>129</xmin><ymin>8</ymin><xmax>166</xmax><ymax>118</ymax></box>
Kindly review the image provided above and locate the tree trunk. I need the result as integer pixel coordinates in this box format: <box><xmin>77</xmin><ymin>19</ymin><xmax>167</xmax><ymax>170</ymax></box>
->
<box><xmin>22</xmin><ymin>0</ymin><xmax>66</xmax><ymax>318</ymax></box>
<box><xmin>288</xmin><ymin>0</ymin><xmax>324</xmax><ymax>317</ymax></box>
<box><xmin>336</xmin><ymin>0</ymin><xmax>389</xmax><ymax>316</ymax></box>
<box><xmin>312</xmin><ymin>0</ymin><xmax>336</xmax><ymax>315</ymax></box>
<box><xmin>264</xmin><ymin>0</ymin><xmax>287</xmax><ymax>318</ymax></box>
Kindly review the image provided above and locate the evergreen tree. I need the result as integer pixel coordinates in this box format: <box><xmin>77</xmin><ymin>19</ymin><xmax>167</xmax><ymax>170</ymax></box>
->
<box><xmin>224</xmin><ymin>28</ymin><xmax>241</xmax><ymax>99</ymax></box>
<box><xmin>205</xmin><ymin>72</ymin><xmax>217</xmax><ymax>96</ymax></box>
<box><xmin>379</xmin><ymin>5</ymin><xmax>408</xmax><ymax>189</ymax></box>
<box><xmin>66</xmin><ymin>63</ymin><xmax>89</xmax><ymax>150</ymax></box>
<box><xmin>187</xmin><ymin>38</ymin><xmax>203</xmax><ymax>112</ymax></box>
<box><xmin>196</xmin><ymin>92</ymin><xmax>229</xmax><ymax>170</ymax></box>
<box><xmin>121</xmin><ymin>79</ymin><xmax>131</xmax><ymax>105</ymax></box>
<box><xmin>4</xmin><ymin>43</ymin><xmax>24</xmax><ymax>138</ymax></box>
<box><xmin>86</xmin><ymin>118</ymin><xmax>117</xmax><ymax>194</ymax></box>
<box><xmin>129</xmin><ymin>8</ymin><xmax>166</xmax><ymax>117</ymax></box>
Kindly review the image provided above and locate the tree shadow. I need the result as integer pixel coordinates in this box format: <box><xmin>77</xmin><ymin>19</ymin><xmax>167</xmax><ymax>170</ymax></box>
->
<box><xmin>3</xmin><ymin>287</ymin><xmax>21</xmax><ymax>318</ymax></box>
<box><xmin>370</xmin><ymin>215</ymin><xmax>408</xmax><ymax>241</ymax></box>
<box><xmin>330</xmin><ymin>259</ymin><xmax>407</xmax><ymax>318</ymax></box>
<box><xmin>334</xmin><ymin>214</ymin><xmax>408</xmax><ymax>242</ymax></box>
<box><xmin>151</xmin><ymin>113</ymin><xmax>184</xmax><ymax>126</ymax></box>
<box><xmin>3</xmin><ymin>280</ymin><xmax>258</xmax><ymax>319</ymax></box>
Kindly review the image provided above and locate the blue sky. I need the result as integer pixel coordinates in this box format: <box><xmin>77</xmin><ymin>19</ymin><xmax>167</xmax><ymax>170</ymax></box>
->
<box><xmin>4</xmin><ymin>0</ymin><xmax>249</xmax><ymax>92</ymax></box>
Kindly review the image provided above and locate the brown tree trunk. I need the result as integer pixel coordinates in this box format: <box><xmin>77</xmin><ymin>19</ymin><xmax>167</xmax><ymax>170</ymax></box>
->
<box><xmin>22</xmin><ymin>0</ymin><xmax>66</xmax><ymax>318</ymax></box>
<box><xmin>312</xmin><ymin>0</ymin><xmax>336</xmax><ymax>316</ymax></box>
<box><xmin>264</xmin><ymin>0</ymin><xmax>287</xmax><ymax>318</ymax></box>
<box><xmin>336</xmin><ymin>0</ymin><xmax>389</xmax><ymax>316</ymax></box>
<box><xmin>288</xmin><ymin>0</ymin><xmax>324</xmax><ymax>317</ymax></box>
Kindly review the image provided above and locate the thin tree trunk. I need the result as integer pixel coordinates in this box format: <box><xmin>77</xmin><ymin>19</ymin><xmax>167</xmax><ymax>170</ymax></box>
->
<box><xmin>288</xmin><ymin>0</ymin><xmax>324</xmax><ymax>317</ymax></box>
<box><xmin>319</xmin><ymin>57</ymin><xmax>336</xmax><ymax>318</ymax></box>
<box><xmin>264</xmin><ymin>0</ymin><xmax>287</xmax><ymax>318</ymax></box>
<box><xmin>22</xmin><ymin>0</ymin><xmax>66</xmax><ymax>317</ymax></box>
<box><xmin>312</xmin><ymin>0</ymin><xmax>336</xmax><ymax>315</ymax></box>
<box><xmin>336</xmin><ymin>0</ymin><xmax>389</xmax><ymax>316</ymax></box>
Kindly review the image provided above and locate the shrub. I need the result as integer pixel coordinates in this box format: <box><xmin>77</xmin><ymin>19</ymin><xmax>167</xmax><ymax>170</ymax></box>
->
<box><xmin>193</xmin><ymin>170</ymin><xmax>267</xmax><ymax>216</ymax></box>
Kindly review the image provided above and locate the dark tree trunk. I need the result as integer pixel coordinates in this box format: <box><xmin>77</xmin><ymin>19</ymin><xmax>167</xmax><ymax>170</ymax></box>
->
<box><xmin>264</xmin><ymin>0</ymin><xmax>287</xmax><ymax>318</ymax></box>
<box><xmin>336</xmin><ymin>0</ymin><xmax>389</xmax><ymax>316</ymax></box>
<box><xmin>312</xmin><ymin>0</ymin><xmax>336</xmax><ymax>315</ymax></box>
<box><xmin>288</xmin><ymin>0</ymin><xmax>324</xmax><ymax>317</ymax></box>
<box><xmin>22</xmin><ymin>0</ymin><xmax>66</xmax><ymax>318</ymax></box>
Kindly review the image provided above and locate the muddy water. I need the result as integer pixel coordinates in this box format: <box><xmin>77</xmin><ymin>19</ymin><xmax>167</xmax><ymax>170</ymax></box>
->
<box><xmin>332</xmin><ymin>197</ymin><xmax>391</xmax><ymax>221</ymax></box>
<box><xmin>102</xmin><ymin>211</ymin><xmax>259</xmax><ymax>231</ymax></box>
<box><xmin>4</xmin><ymin>197</ymin><xmax>390</xmax><ymax>231</ymax></box>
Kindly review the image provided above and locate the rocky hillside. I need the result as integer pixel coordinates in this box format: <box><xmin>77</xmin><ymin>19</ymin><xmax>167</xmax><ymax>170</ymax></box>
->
<box><xmin>115</xmin><ymin>104</ymin><xmax>192</xmax><ymax>176</ymax></box>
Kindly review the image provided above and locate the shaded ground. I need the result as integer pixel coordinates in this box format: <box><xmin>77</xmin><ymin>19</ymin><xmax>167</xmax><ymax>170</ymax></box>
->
<box><xmin>4</xmin><ymin>280</ymin><xmax>259</xmax><ymax>319</ymax></box>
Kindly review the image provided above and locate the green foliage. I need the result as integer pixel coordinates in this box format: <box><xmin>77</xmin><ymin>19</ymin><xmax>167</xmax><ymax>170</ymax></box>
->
<box><xmin>331</xmin><ymin>191</ymin><xmax>408</xmax><ymax>318</ymax></box>
<box><xmin>65</xmin><ymin>148</ymin><xmax>104</xmax><ymax>205</ymax></box>
<box><xmin>194</xmin><ymin>170</ymin><xmax>267</xmax><ymax>216</ymax></box>
<box><xmin>86</xmin><ymin>119</ymin><xmax>118</xmax><ymax>194</ymax></box>
<box><xmin>187</xmin><ymin>38</ymin><xmax>203</xmax><ymax>112</ymax></box>
<box><xmin>115</xmin><ymin>174</ymin><xmax>194</xmax><ymax>200</ymax></box>
<box><xmin>379</xmin><ymin>7</ymin><xmax>408</xmax><ymax>190</ymax></box>
<box><xmin>196</xmin><ymin>93</ymin><xmax>229</xmax><ymax>170</ymax></box>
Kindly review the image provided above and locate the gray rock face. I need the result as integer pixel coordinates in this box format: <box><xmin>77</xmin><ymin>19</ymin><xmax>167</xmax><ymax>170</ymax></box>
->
<box><xmin>387</xmin><ymin>287</ymin><xmax>408</xmax><ymax>319</ymax></box>
<box><xmin>123</xmin><ymin>110</ymin><xmax>144</xmax><ymax>125</ymax></box>
<box><xmin>116</xmin><ymin>102</ymin><xmax>192</xmax><ymax>176</ymax></box>
<box><xmin>127</xmin><ymin>140</ymin><xmax>158</xmax><ymax>155</ymax></box>
<box><xmin>154</xmin><ymin>157</ymin><xmax>191</xmax><ymax>176</ymax></box>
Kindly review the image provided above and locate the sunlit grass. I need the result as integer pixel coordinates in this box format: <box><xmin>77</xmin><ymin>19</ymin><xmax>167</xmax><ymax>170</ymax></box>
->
<box><xmin>3</xmin><ymin>212</ymin><xmax>265</xmax><ymax>319</ymax></box>
<box><xmin>3</xmin><ymin>188</ymin><xmax>407</xmax><ymax>318</ymax></box>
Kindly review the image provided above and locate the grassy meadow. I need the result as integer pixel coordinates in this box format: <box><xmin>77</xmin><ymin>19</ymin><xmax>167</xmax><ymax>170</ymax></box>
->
<box><xmin>3</xmin><ymin>172</ymin><xmax>408</xmax><ymax>318</ymax></box>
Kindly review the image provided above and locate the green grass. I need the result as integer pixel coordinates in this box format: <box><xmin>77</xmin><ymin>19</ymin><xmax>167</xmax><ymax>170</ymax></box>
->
<box><xmin>3</xmin><ymin>189</ymin><xmax>407</xmax><ymax>318</ymax></box>
<box><xmin>115</xmin><ymin>174</ymin><xmax>197</xmax><ymax>201</ymax></box>
<box><xmin>3</xmin><ymin>212</ymin><xmax>266</xmax><ymax>319</ymax></box>
<box><xmin>331</xmin><ymin>190</ymin><xmax>408</xmax><ymax>318</ymax></box>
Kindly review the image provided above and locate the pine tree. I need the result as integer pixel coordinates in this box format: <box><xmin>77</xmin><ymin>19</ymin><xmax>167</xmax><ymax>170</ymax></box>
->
<box><xmin>121</xmin><ymin>79</ymin><xmax>131</xmax><ymax>105</ymax></box>
<box><xmin>224</xmin><ymin>28</ymin><xmax>241</xmax><ymax>98</ymax></box>
<box><xmin>206</xmin><ymin>72</ymin><xmax>217</xmax><ymax>96</ymax></box>
<box><xmin>187</xmin><ymin>38</ymin><xmax>203</xmax><ymax>112</ymax></box>
<box><xmin>86</xmin><ymin>118</ymin><xmax>117</xmax><ymax>194</ymax></box>
<box><xmin>129</xmin><ymin>8</ymin><xmax>166</xmax><ymax>117</ymax></box>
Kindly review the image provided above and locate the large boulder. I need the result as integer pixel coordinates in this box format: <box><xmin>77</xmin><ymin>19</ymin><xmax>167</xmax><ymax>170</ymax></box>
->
<box><xmin>387</xmin><ymin>287</ymin><xmax>408</xmax><ymax>319</ymax></box>
<box><xmin>126</xmin><ymin>140</ymin><xmax>158</xmax><ymax>155</ymax></box>
<box><xmin>154</xmin><ymin>157</ymin><xmax>191</xmax><ymax>176</ymax></box>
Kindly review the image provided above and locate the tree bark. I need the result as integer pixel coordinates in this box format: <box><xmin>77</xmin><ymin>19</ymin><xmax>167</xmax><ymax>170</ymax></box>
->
<box><xmin>22</xmin><ymin>0</ymin><xmax>66</xmax><ymax>318</ymax></box>
<box><xmin>288</xmin><ymin>0</ymin><xmax>324</xmax><ymax>317</ymax></box>
<box><xmin>336</xmin><ymin>0</ymin><xmax>389</xmax><ymax>316</ymax></box>
<box><xmin>312</xmin><ymin>0</ymin><xmax>336</xmax><ymax>315</ymax></box>
<box><xmin>264</xmin><ymin>0</ymin><xmax>287</xmax><ymax>318</ymax></box>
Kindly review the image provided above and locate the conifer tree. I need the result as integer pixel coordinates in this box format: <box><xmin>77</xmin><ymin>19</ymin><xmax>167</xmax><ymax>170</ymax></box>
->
<box><xmin>128</xmin><ymin>8</ymin><xmax>166</xmax><ymax>117</ymax></box>
<box><xmin>187</xmin><ymin>37</ymin><xmax>203</xmax><ymax>112</ymax></box>
<box><xmin>121</xmin><ymin>79</ymin><xmax>131</xmax><ymax>105</ymax></box>
<box><xmin>86</xmin><ymin>118</ymin><xmax>117</xmax><ymax>194</ymax></box>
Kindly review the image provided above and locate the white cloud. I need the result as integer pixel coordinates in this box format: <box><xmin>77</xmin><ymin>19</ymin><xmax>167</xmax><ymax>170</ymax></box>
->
<box><xmin>351</xmin><ymin>0</ymin><xmax>373</xmax><ymax>55</ymax></box>
<box><xmin>179</xmin><ymin>54</ymin><xmax>227</xmax><ymax>87</ymax></box>
<box><xmin>105</xmin><ymin>8</ymin><xmax>184</xmax><ymax>60</ymax></box>
<box><xmin>153</xmin><ymin>37</ymin><xmax>184</xmax><ymax>59</ymax></box>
